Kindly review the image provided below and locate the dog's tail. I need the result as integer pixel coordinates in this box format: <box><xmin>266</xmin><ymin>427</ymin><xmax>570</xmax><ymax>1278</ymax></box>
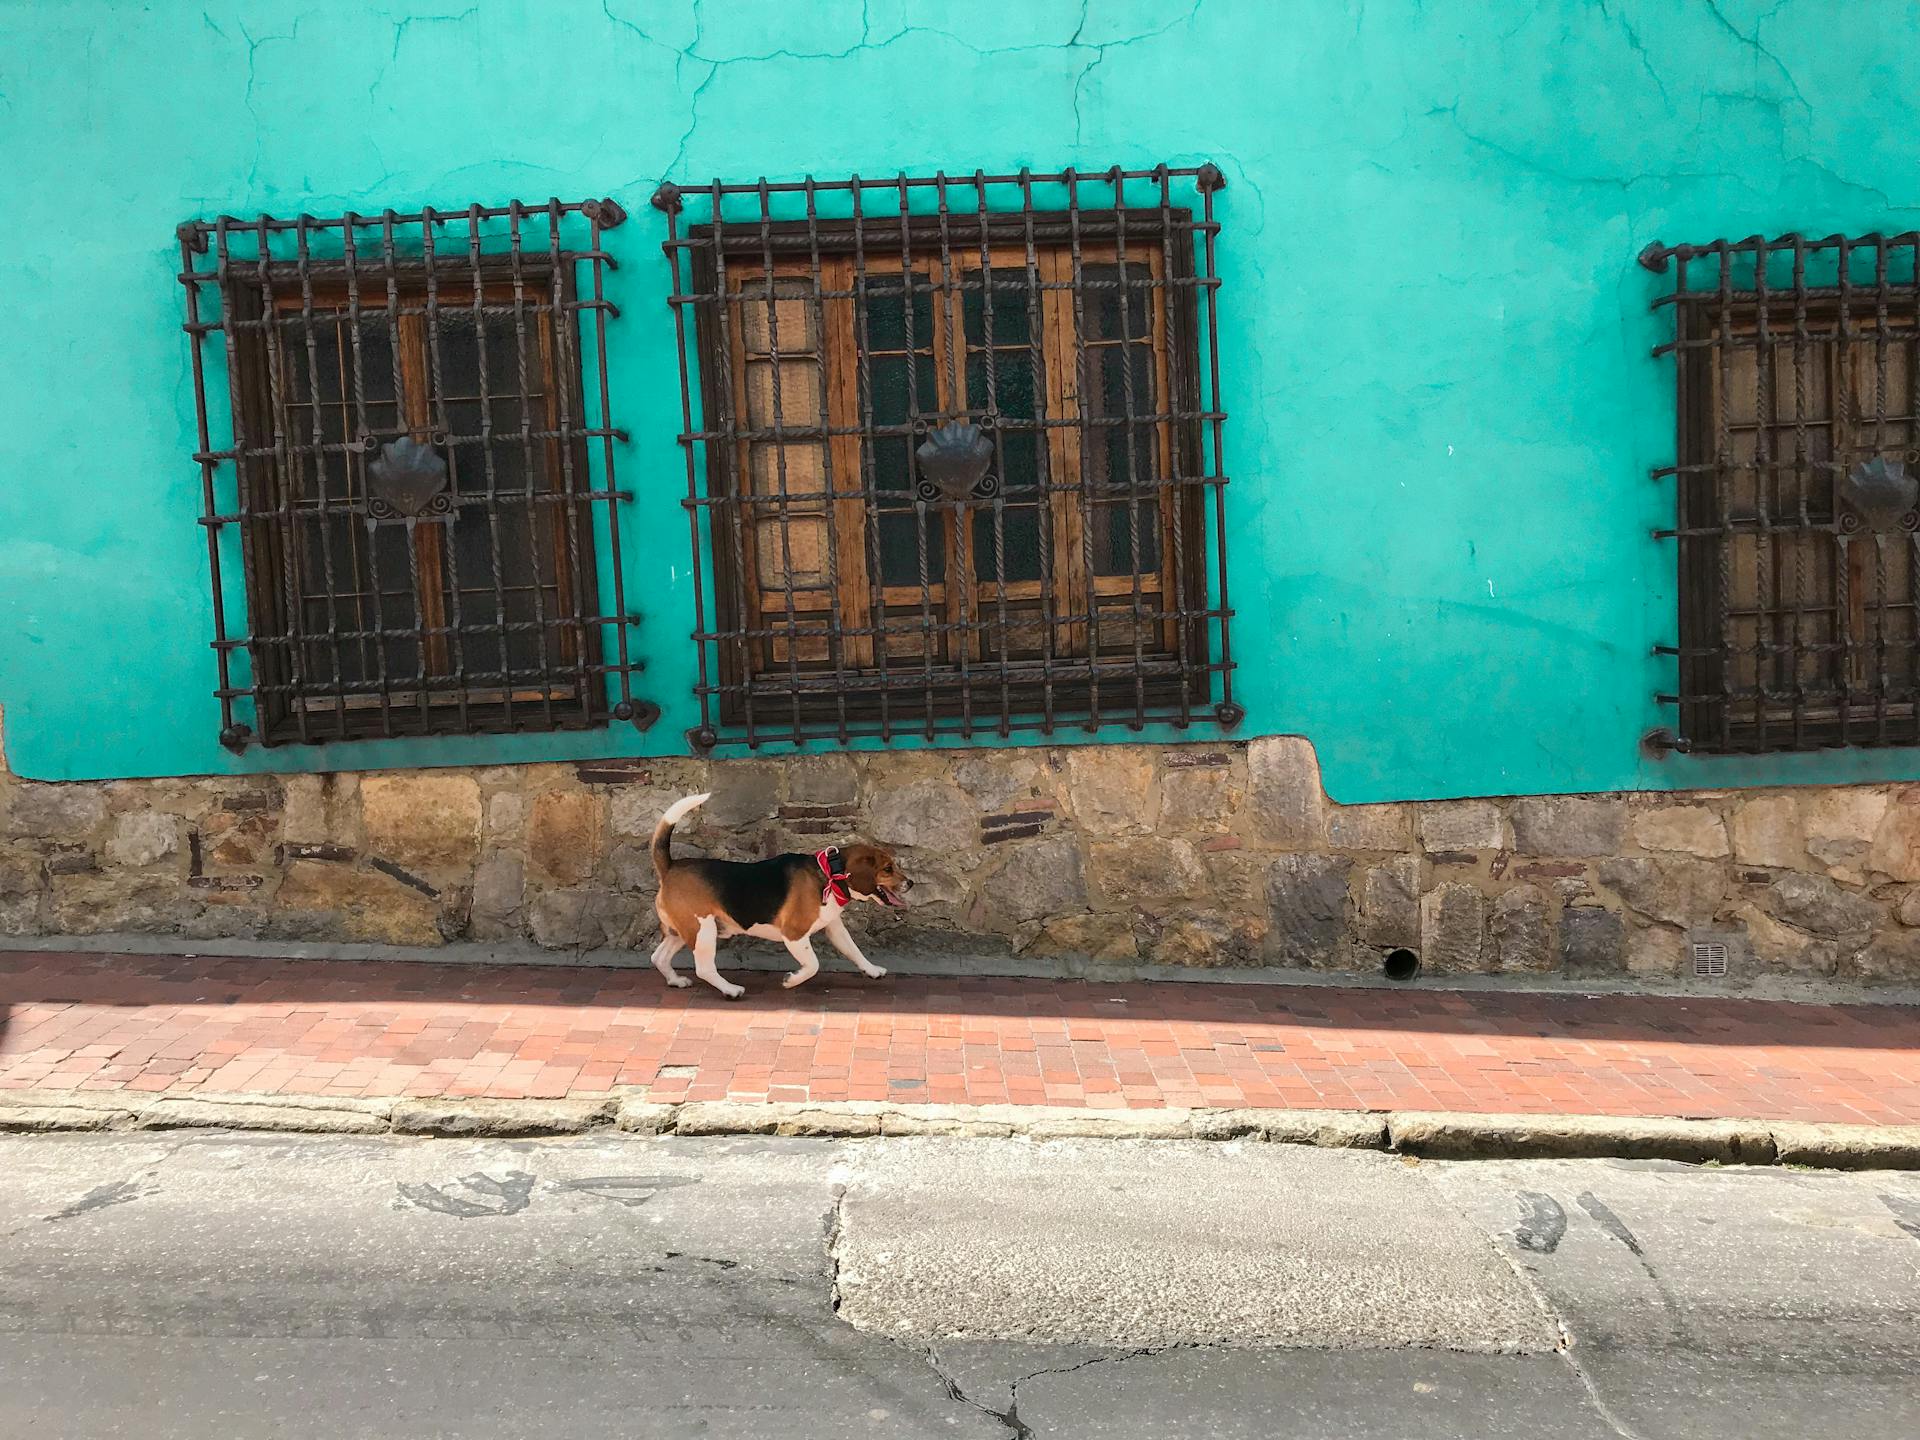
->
<box><xmin>652</xmin><ymin>792</ymin><xmax>711</xmax><ymax>881</ymax></box>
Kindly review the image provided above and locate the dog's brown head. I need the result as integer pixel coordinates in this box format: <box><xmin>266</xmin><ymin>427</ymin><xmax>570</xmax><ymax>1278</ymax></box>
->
<box><xmin>840</xmin><ymin>844</ymin><xmax>909</xmax><ymax>909</ymax></box>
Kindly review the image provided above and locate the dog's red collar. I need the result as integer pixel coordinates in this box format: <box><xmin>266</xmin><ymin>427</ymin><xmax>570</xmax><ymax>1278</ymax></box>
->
<box><xmin>816</xmin><ymin>848</ymin><xmax>850</xmax><ymax>907</ymax></box>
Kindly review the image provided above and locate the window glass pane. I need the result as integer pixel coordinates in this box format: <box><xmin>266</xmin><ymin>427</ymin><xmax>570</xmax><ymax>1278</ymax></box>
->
<box><xmin>964</xmin><ymin>271</ymin><xmax>1036</xmax><ymax>347</ymax></box>
<box><xmin>863</xmin><ymin>274</ymin><xmax>943</xmax><ymax>587</ymax></box>
<box><xmin>1087</xmin><ymin>342</ymin><xmax>1161</xmax><ymax>576</ymax></box>
<box><xmin>878</xmin><ymin>509</ymin><xmax>944</xmax><ymax>587</ymax></box>
<box><xmin>281</xmin><ymin>314</ymin><xmax>401</xmax><ymax>456</ymax></box>
<box><xmin>1082</xmin><ymin>262</ymin><xmax>1151</xmax><ymax>343</ymax></box>
<box><xmin>863</xmin><ymin>274</ymin><xmax>934</xmax><ymax>352</ymax></box>
<box><xmin>433</xmin><ymin>309</ymin><xmax>543</xmax><ymax>494</ymax></box>
<box><xmin>294</xmin><ymin>515</ymin><xmax>416</xmax><ymax>688</ymax></box>
<box><xmin>363</xmin><ymin>525</ymin><xmax>424</xmax><ymax>685</ymax></box>
<box><xmin>1863</xmin><ymin>538</ymin><xmax>1916</xmax><ymax>695</ymax></box>
<box><xmin>963</xmin><ymin>281</ymin><xmax>1042</xmax><ymax>584</ymax></box>
<box><xmin>432</xmin><ymin>308</ymin><xmax>561</xmax><ymax>681</ymax></box>
<box><xmin>972</xmin><ymin>501</ymin><xmax>1042</xmax><ymax>585</ymax></box>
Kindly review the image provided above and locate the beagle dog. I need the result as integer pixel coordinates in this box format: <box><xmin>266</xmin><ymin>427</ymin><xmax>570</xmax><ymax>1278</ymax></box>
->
<box><xmin>648</xmin><ymin>793</ymin><xmax>908</xmax><ymax>998</ymax></box>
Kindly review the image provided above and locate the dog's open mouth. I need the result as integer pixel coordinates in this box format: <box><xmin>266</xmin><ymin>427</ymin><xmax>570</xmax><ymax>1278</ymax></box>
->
<box><xmin>876</xmin><ymin>886</ymin><xmax>907</xmax><ymax>909</ymax></box>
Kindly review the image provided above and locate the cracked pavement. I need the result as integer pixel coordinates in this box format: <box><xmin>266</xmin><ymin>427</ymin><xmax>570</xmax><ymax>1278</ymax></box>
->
<box><xmin>1</xmin><ymin>1133</ymin><xmax>1916</xmax><ymax>1438</ymax></box>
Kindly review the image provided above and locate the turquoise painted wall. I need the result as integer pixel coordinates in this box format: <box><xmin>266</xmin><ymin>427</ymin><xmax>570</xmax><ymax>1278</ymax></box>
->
<box><xmin>3</xmin><ymin>0</ymin><xmax>1919</xmax><ymax>801</ymax></box>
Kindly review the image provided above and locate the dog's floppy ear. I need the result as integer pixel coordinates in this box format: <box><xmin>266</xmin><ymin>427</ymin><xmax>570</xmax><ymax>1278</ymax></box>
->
<box><xmin>840</xmin><ymin>844</ymin><xmax>882</xmax><ymax>892</ymax></box>
<box><xmin>839</xmin><ymin>843</ymin><xmax>907</xmax><ymax>908</ymax></box>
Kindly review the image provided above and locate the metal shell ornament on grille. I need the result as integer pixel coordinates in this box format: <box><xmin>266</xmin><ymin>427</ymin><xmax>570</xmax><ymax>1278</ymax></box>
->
<box><xmin>915</xmin><ymin>421</ymin><xmax>997</xmax><ymax>503</ymax></box>
<box><xmin>366</xmin><ymin>436</ymin><xmax>453</xmax><ymax>523</ymax></box>
<box><xmin>1838</xmin><ymin>456</ymin><xmax>1920</xmax><ymax>535</ymax></box>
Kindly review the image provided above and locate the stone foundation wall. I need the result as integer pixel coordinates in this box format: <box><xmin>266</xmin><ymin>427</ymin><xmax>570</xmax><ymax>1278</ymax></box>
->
<box><xmin>3</xmin><ymin>714</ymin><xmax>1918</xmax><ymax>983</ymax></box>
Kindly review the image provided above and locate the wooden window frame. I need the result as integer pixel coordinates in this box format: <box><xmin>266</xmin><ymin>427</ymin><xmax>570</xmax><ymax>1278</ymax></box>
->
<box><xmin>223</xmin><ymin>266</ymin><xmax>603</xmax><ymax>744</ymax></box>
<box><xmin>1674</xmin><ymin>296</ymin><xmax>1919</xmax><ymax>750</ymax></box>
<box><xmin>689</xmin><ymin>213</ymin><xmax>1211</xmax><ymax>732</ymax></box>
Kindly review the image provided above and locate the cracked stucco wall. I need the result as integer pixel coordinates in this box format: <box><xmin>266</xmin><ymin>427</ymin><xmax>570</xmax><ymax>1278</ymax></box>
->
<box><xmin>1</xmin><ymin>0</ymin><xmax>1918</xmax><ymax>800</ymax></box>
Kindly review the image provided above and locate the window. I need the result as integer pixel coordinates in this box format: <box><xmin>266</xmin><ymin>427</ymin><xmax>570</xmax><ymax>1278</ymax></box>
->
<box><xmin>658</xmin><ymin>166</ymin><xmax>1237</xmax><ymax>749</ymax></box>
<box><xmin>1646</xmin><ymin>233</ymin><xmax>1920</xmax><ymax>753</ymax></box>
<box><xmin>179</xmin><ymin>199</ymin><xmax>652</xmax><ymax>749</ymax></box>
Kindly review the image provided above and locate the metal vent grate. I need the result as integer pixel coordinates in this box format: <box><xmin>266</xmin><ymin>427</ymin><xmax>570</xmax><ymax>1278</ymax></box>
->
<box><xmin>1690</xmin><ymin>941</ymin><xmax>1730</xmax><ymax>978</ymax></box>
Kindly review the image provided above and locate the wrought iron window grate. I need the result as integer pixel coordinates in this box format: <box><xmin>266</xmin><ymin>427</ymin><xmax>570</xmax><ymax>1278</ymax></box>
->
<box><xmin>178</xmin><ymin>198</ymin><xmax>655</xmax><ymax>750</ymax></box>
<box><xmin>1643</xmin><ymin>233</ymin><xmax>1920</xmax><ymax>754</ymax></box>
<box><xmin>656</xmin><ymin>165</ymin><xmax>1237</xmax><ymax>751</ymax></box>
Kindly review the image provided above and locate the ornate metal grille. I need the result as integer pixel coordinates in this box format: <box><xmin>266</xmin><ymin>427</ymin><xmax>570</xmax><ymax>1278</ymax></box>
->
<box><xmin>657</xmin><ymin>165</ymin><xmax>1236</xmax><ymax>751</ymax></box>
<box><xmin>179</xmin><ymin>199</ymin><xmax>654</xmax><ymax>749</ymax></box>
<box><xmin>1644</xmin><ymin>233</ymin><xmax>1920</xmax><ymax>754</ymax></box>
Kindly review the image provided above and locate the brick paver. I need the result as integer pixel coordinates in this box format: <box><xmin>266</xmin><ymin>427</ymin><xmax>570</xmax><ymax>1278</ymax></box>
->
<box><xmin>2</xmin><ymin>950</ymin><xmax>1918</xmax><ymax>1124</ymax></box>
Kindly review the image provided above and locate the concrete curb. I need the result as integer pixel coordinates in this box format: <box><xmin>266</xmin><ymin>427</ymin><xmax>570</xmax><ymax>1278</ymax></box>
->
<box><xmin>3</xmin><ymin>1090</ymin><xmax>1918</xmax><ymax>1169</ymax></box>
<box><xmin>389</xmin><ymin>1096</ymin><xmax>617</xmax><ymax>1137</ymax></box>
<box><xmin>139</xmin><ymin>1093</ymin><xmax>393</xmax><ymax>1135</ymax></box>
<box><xmin>1385</xmin><ymin>1111</ymin><xmax>1779</xmax><ymax>1165</ymax></box>
<box><xmin>1769</xmin><ymin>1121</ymin><xmax>1920</xmax><ymax>1170</ymax></box>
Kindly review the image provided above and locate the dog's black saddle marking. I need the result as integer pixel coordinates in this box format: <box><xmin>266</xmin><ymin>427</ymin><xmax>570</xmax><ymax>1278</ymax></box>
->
<box><xmin>684</xmin><ymin>853</ymin><xmax>817</xmax><ymax>929</ymax></box>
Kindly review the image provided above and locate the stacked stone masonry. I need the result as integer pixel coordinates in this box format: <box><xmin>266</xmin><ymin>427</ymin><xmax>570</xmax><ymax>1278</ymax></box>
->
<box><xmin>2</xmin><ymin>709</ymin><xmax>1918</xmax><ymax>983</ymax></box>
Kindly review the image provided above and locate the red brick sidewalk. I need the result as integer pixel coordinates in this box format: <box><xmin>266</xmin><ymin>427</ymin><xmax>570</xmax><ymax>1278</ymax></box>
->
<box><xmin>2</xmin><ymin>950</ymin><xmax>1918</xmax><ymax>1125</ymax></box>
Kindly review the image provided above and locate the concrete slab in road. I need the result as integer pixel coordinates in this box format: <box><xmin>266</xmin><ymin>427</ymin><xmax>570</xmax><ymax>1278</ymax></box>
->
<box><xmin>1433</xmin><ymin>1157</ymin><xmax>1920</xmax><ymax>1440</ymax></box>
<box><xmin>0</xmin><ymin>1131</ymin><xmax>1004</xmax><ymax>1440</ymax></box>
<box><xmin>832</xmin><ymin>1140</ymin><xmax>1555</xmax><ymax>1350</ymax></box>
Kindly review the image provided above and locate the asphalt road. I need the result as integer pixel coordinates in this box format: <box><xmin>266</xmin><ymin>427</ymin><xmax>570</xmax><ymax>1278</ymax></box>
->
<box><xmin>0</xmin><ymin>1131</ymin><xmax>1916</xmax><ymax>1439</ymax></box>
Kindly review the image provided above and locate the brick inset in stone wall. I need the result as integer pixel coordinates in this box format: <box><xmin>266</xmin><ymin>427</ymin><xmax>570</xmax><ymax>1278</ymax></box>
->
<box><xmin>2</xmin><ymin>708</ymin><xmax>1917</xmax><ymax>983</ymax></box>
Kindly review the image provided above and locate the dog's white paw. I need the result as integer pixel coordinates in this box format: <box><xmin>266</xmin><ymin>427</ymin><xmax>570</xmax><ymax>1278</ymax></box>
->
<box><xmin>665</xmin><ymin>975</ymin><xmax>692</xmax><ymax>988</ymax></box>
<box><xmin>718</xmin><ymin>983</ymin><xmax>746</xmax><ymax>1000</ymax></box>
<box><xmin>862</xmin><ymin>965</ymin><xmax>888</xmax><ymax>980</ymax></box>
<box><xmin>782</xmin><ymin>972</ymin><xmax>814</xmax><ymax>989</ymax></box>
